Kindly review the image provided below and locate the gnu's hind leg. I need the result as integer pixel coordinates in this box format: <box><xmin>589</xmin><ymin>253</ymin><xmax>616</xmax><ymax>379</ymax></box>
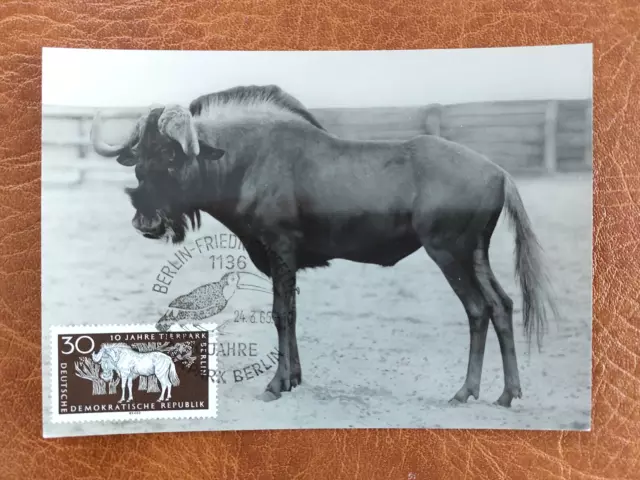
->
<box><xmin>157</xmin><ymin>384</ymin><xmax>166</xmax><ymax>402</ymax></box>
<box><xmin>422</xmin><ymin>242</ymin><xmax>491</xmax><ymax>404</ymax></box>
<box><xmin>474</xmin><ymin>213</ymin><xmax>523</xmax><ymax>407</ymax></box>
<box><xmin>289</xmin><ymin>321</ymin><xmax>302</xmax><ymax>387</ymax></box>
<box><xmin>482</xmin><ymin>264</ymin><xmax>522</xmax><ymax>407</ymax></box>
<box><xmin>157</xmin><ymin>375</ymin><xmax>169</xmax><ymax>402</ymax></box>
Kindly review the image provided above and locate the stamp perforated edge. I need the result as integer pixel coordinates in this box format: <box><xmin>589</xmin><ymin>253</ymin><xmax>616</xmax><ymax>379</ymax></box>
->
<box><xmin>47</xmin><ymin>323</ymin><xmax>217</xmax><ymax>424</ymax></box>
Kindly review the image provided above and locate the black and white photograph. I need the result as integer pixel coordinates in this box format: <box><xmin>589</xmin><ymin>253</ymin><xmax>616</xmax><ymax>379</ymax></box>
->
<box><xmin>41</xmin><ymin>44</ymin><xmax>592</xmax><ymax>438</ymax></box>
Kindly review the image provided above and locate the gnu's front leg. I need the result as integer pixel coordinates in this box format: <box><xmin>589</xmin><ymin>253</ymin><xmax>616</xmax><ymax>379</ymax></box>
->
<box><xmin>118</xmin><ymin>372</ymin><xmax>128</xmax><ymax>403</ymax></box>
<box><xmin>260</xmin><ymin>236</ymin><xmax>299</xmax><ymax>401</ymax></box>
<box><xmin>127</xmin><ymin>377</ymin><xmax>134</xmax><ymax>402</ymax></box>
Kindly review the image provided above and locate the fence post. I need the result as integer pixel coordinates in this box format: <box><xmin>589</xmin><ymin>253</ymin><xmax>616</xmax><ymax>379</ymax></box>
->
<box><xmin>425</xmin><ymin>104</ymin><xmax>442</xmax><ymax>136</ymax></box>
<box><xmin>583</xmin><ymin>101</ymin><xmax>593</xmax><ymax>167</ymax></box>
<box><xmin>543</xmin><ymin>100</ymin><xmax>559</xmax><ymax>173</ymax></box>
<box><xmin>77</xmin><ymin>116</ymin><xmax>88</xmax><ymax>158</ymax></box>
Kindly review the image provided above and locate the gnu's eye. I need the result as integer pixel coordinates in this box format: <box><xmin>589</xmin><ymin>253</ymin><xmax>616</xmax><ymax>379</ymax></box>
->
<box><xmin>166</xmin><ymin>147</ymin><xmax>178</xmax><ymax>162</ymax></box>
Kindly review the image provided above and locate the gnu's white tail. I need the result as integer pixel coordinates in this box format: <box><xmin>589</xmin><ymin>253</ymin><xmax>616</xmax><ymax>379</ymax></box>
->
<box><xmin>503</xmin><ymin>174</ymin><xmax>559</xmax><ymax>351</ymax></box>
<box><xmin>168</xmin><ymin>362</ymin><xmax>180</xmax><ymax>387</ymax></box>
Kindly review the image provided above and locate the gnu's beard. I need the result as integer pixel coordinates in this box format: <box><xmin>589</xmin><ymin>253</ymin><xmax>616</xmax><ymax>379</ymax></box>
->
<box><xmin>158</xmin><ymin>209</ymin><xmax>201</xmax><ymax>244</ymax></box>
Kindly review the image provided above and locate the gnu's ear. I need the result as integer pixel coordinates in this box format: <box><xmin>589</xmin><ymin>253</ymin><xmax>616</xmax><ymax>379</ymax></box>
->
<box><xmin>197</xmin><ymin>142</ymin><xmax>226</xmax><ymax>162</ymax></box>
<box><xmin>158</xmin><ymin>105</ymin><xmax>199</xmax><ymax>157</ymax></box>
<box><xmin>116</xmin><ymin>147</ymin><xmax>138</xmax><ymax>167</ymax></box>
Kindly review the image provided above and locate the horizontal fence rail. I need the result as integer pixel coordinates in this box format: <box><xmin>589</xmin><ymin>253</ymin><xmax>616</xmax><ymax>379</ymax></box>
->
<box><xmin>42</xmin><ymin>98</ymin><xmax>592</xmax><ymax>185</ymax></box>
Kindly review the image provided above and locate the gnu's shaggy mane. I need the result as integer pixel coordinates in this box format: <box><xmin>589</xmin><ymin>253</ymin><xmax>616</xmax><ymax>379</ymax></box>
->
<box><xmin>189</xmin><ymin>84</ymin><xmax>325</xmax><ymax>130</ymax></box>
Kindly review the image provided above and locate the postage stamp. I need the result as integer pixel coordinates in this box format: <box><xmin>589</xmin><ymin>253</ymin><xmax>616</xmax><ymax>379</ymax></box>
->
<box><xmin>49</xmin><ymin>324</ymin><xmax>217</xmax><ymax>423</ymax></box>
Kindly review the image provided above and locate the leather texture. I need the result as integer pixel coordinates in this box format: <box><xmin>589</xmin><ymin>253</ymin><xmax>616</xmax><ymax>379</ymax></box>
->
<box><xmin>0</xmin><ymin>0</ymin><xmax>630</xmax><ymax>478</ymax></box>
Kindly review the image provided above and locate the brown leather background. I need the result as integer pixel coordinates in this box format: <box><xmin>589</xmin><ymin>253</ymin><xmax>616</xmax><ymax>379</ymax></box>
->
<box><xmin>0</xmin><ymin>0</ymin><xmax>632</xmax><ymax>478</ymax></box>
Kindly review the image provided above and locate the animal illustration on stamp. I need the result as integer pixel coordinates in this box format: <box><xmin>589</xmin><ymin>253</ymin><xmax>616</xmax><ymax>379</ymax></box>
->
<box><xmin>91</xmin><ymin>343</ymin><xmax>180</xmax><ymax>403</ymax></box>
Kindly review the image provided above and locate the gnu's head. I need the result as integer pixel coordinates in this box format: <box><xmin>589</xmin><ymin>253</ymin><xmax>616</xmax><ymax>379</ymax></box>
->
<box><xmin>91</xmin><ymin>105</ymin><xmax>225</xmax><ymax>244</ymax></box>
<box><xmin>92</xmin><ymin>347</ymin><xmax>115</xmax><ymax>382</ymax></box>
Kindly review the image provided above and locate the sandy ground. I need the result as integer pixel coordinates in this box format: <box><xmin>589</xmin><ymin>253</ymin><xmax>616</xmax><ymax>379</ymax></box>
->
<box><xmin>41</xmin><ymin>159</ymin><xmax>592</xmax><ymax>437</ymax></box>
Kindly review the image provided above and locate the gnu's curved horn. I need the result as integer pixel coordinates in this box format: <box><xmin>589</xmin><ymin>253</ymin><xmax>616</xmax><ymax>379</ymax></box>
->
<box><xmin>90</xmin><ymin>111</ymin><xmax>147</xmax><ymax>158</ymax></box>
<box><xmin>157</xmin><ymin>105</ymin><xmax>200</xmax><ymax>157</ymax></box>
<box><xmin>92</xmin><ymin>349</ymin><xmax>103</xmax><ymax>363</ymax></box>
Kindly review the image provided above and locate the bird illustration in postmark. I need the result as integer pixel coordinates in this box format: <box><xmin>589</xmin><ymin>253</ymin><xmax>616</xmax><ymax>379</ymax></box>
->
<box><xmin>155</xmin><ymin>271</ymin><xmax>273</xmax><ymax>332</ymax></box>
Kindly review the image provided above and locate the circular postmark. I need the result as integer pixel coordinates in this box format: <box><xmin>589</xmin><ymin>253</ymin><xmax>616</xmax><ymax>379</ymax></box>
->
<box><xmin>148</xmin><ymin>232</ymin><xmax>295</xmax><ymax>389</ymax></box>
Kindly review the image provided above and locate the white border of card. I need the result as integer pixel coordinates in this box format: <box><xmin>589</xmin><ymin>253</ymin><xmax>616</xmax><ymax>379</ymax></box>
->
<box><xmin>41</xmin><ymin>44</ymin><xmax>593</xmax><ymax>437</ymax></box>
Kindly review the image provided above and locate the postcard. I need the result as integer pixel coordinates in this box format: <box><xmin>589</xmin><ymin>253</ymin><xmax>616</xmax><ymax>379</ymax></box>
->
<box><xmin>41</xmin><ymin>44</ymin><xmax>592</xmax><ymax>437</ymax></box>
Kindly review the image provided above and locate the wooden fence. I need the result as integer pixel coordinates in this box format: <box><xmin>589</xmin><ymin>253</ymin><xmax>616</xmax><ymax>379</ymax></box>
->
<box><xmin>424</xmin><ymin>99</ymin><xmax>592</xmax><ymax>173</ymax></box>
<box><xmin>42</xmin><ymin>98</ymin><xmax>592</xmax><ymax>179</ymax></box>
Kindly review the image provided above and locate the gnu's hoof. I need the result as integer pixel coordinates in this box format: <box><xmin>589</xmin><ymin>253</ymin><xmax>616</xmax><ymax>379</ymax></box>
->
<box><xmin>266</xmin><ymin>372</ymin><xmax>300</xmax><ymax>394</ymax></box>
<box><xmin>259</xmin><ymin>390</ymin><xmax>281</xmax><ymax>402</ymax></box>
<box><xmin>494</xmin><ymin>386</ymin><xmax>522</xmax><ymax>408</ymax></box>
<box><xmin>449</xmin><ymin>384</ymin><xmax>479</xmax><ymax>405</ymax></box>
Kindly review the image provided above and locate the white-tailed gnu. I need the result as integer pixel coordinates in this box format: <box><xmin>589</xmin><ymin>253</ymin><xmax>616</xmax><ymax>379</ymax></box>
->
<box><xmin>90</xmin><ymin>84</ymin><xmax>558</xmax><ymax>407</ymax></box>
<box><xmin>92</xmin><ymin>343</ymin><xmax>180</xmax><ymax>403</ymax></box>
